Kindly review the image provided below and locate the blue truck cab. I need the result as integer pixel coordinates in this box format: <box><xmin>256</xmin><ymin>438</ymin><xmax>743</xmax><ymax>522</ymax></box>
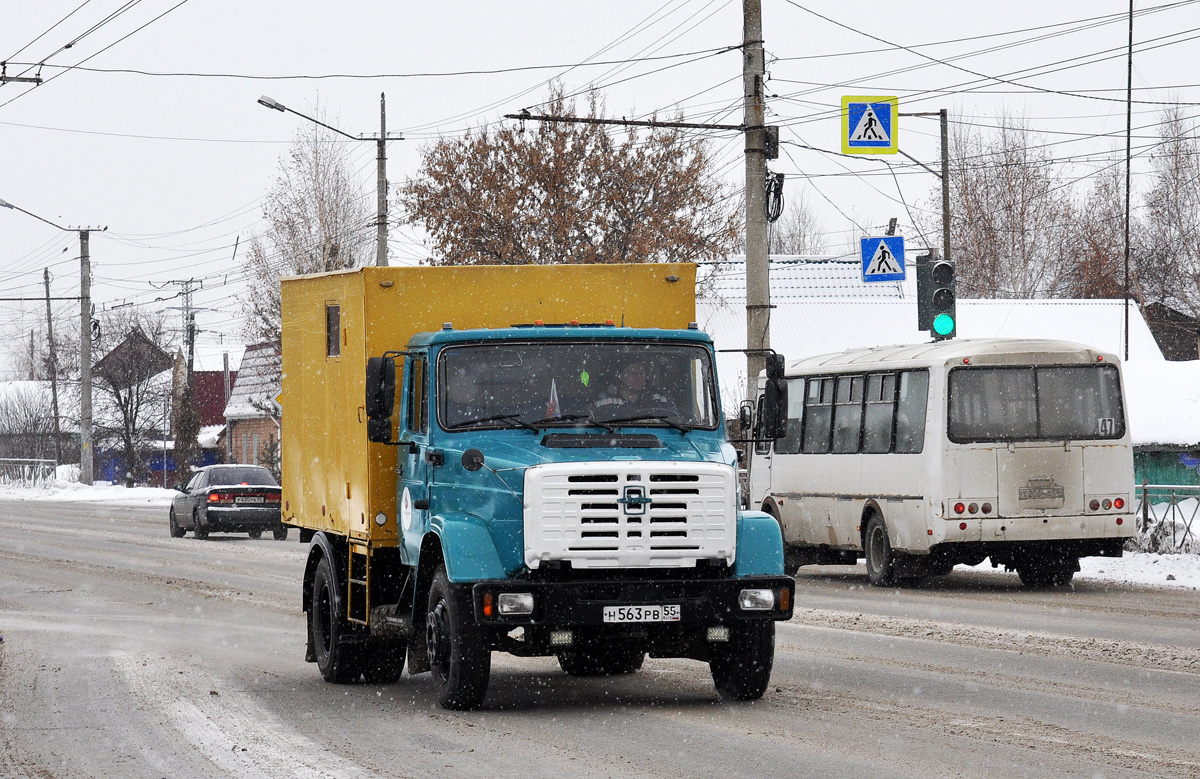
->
<box><xmin>311</xmin><ymin>322</ymin><xmax>794</xmax><ymax>710</ymax></box>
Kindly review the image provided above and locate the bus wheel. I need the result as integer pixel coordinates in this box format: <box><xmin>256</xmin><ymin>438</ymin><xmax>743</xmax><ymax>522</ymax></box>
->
<box><xmin>864</xmin><ymin>515</ymin><xmax>897</xmax><ymax>587</ymax></box>
<box><xmin>426</xmin><ymin>565</ymin><xmax>490</xmax><ymax>710</ymax></box>
<box><xmin>710</xmin><ymin>621</ymin><xmax>775</xmax><ymax>700</ymax></box>
<box><xmin>1017</xmin><ymin>560</ymin><xmax>1076</xmax><ymax>588</ymax></box>
<box><xmin>311</xmin><ymin>554</ymin><xmax>361</xmax><ymax>683</ymax></box>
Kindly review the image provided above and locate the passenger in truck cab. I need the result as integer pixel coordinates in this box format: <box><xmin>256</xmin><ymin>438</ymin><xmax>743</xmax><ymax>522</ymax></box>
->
<box><xmin>592</xmin><ymin>357</ymin><xmax>673</xmax><ymax>416</ymax></box>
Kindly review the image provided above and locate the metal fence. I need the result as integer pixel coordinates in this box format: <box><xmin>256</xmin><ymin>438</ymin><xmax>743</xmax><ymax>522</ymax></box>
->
<box><xmin>0</xmin><ymin>458</ymin><xmax>57</xmax><ymax>489</ymax></box>
<box><xmin>1134</xmin><ymin>484</ymin><xmax>1200</xmax><ymax>554</ymax></box>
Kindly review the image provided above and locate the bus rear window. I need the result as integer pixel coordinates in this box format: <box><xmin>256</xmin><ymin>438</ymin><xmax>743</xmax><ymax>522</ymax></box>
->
<box><xmin>948</xmin><ymin>364</ymin><xmax>1124</xmax><ymax>442</ymax></box>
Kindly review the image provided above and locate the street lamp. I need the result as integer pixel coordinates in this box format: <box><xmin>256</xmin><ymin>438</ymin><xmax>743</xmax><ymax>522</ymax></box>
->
<box><xmin>0</xmin><ymin>198</ymin><xmax>99</xmax><ymax>486</ymax></box>
<box><xmin>258</xmin><ymin>94</ymin><xmax>402</xmax><ymax>268</ymax></box>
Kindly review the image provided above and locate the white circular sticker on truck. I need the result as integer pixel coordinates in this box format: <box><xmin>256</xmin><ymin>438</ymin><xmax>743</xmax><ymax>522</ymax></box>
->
<box><xmin>401</xmin><ymin>487</ymin><xmax>414</xmax><ymax>531</ymax></box>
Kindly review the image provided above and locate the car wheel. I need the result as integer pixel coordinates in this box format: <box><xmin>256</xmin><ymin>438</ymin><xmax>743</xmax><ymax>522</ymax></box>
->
<box><xmin>273</xmin><ymin>526</ymin><xmax>289</xmax><ymax>541</ymax></box>
<box><xmin>168</xmin><ymin>508</ymin><xmax>186</xmax><ymax>538</ymax></box>
<box><xmin>193</xmin><ymin>509</ymin><xmax>209</xmax><ymax>539</ymax></box>
<box><xmin>248</xmin><ymin>530</ymin><xmax>263</xmax><ymax>539</ymax></box>
<box><xmin>311</xmin><ymin>554</ymin><xmax>360</xmax><ymax>683</ymax></box>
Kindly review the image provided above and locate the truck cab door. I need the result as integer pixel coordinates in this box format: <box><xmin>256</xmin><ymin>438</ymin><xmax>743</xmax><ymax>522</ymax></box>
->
<box><xmin>398</xmin><ymin>354</ymin><xmax>431</xmax><ymax>564</ymax></box>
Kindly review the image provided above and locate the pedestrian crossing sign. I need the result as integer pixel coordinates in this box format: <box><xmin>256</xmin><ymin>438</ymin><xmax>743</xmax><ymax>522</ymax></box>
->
<box><xmin>861</xmin><ymin>236</ymin><xmax>905</xmax><ymax>282</ymax></box>
<box><xmin>842</xmin><ymin>96</ymin><xmax>899</xmax><ymax>155</ymax></box>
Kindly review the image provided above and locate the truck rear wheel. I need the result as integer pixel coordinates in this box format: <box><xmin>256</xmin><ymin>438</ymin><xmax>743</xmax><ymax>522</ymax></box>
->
<box><xmin>311</xmin><ymin>554</ymin><xmax>361</xmax><ymax>683</ymax></box>
<box><xmin>558</xmin><ymin>641</ymin><xmax>645</xmax><ymax>676</ymax></box>
<box><xmin>710</xmin><ymin>621</ymin><xmax>774</xmax><ymax>700</ymax></box>
<box><xmin>426</xmin><ymin>566</ymin><xmax>490</xmax><ymax>710</ymax></box>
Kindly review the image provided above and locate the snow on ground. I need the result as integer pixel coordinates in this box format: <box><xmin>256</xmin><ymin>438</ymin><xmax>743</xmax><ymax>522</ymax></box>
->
<box><xmin>1</xmin><ymin>481</ymin><xmax>1197</xmax><ymax>590</ymax></box>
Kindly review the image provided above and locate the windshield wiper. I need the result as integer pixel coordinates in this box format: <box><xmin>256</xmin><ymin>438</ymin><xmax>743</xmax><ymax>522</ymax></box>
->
<box><xmin>455</xmin><ymin>413</ymin><xmax>539</xmax><ymax>432</ymax></box>
<box><xmin>525</xmin><ymin>412</ymin><xmax>615</xmax><ymax>433</ymax></box>
<box><xmin>596</xmin><ymin>413</ymin><xmax>693</xmax><ymax>433</ymax></box>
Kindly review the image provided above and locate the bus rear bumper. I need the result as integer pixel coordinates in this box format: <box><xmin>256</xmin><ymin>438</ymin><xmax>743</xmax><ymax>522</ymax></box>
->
<box><xmin>933</xmin><ymin>513</ymin><xmax>1135</xmax><ymax>546</ymax></box>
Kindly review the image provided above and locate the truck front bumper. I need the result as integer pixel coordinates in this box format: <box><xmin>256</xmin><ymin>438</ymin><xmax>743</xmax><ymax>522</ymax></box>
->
<box><xmin>469</xmin><ymin>574</ymin><xmax>794</xmax><ymax>628</ymax></box>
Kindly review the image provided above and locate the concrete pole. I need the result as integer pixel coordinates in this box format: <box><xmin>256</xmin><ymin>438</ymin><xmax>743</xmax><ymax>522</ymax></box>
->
<box><xmin>940</xmin><ymin>109</ymin><xmax>951</xmax><ymax>267</ymax></box>
<box><xmin>43</xmin><ymin>268</ymin><xmax>63</xmax><ymax>466</ymax></box>
<box><xmin>223</xmin><ymin>352</ymin><xmax>232</xmax><ymax>463</ymax></box>
<box><xmin>79</xmin><ymin>230</ymin><xmax>93</xmax><ymax>486</ymax></box>
<box><xmin>376</xmin><ymin>93</ymin><xmax>388</xmax><ymax>267</ymax></box>
<box><xmin>743</xmin><ymin>0</ymin><xmax>770</xmax><ymax>397</ymax></box>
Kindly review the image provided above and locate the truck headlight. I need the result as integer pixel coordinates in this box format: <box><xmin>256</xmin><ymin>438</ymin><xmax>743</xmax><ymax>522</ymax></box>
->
<box><xmin>498</xmin><ymin>592</ymin><xmax>535</xmax><ymax>616</ymax></box>
<box><xmin>738</xmin><ymin>588</ymin><xmax>775</xmax><ymax>611</ymax></box>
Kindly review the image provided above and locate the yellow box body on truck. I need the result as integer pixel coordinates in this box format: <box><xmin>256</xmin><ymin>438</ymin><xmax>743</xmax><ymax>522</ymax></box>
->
<box><xmin>279</xmin><ymin>263</ymin><xmax>697</xmax><ymax>543</ymax></box>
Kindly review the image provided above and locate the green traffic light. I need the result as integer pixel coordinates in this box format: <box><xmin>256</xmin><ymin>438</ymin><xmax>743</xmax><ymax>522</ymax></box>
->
<box><xmin>933</xmin><ymin>313</ymin><xmax>955</xmax><ymax>336</ymax></box>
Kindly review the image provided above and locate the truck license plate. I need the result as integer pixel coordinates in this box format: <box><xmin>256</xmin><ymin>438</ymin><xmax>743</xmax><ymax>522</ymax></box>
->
<box><xmin>602</xmin><ymin>604</ymin><xmax>681</xmax><ymax>623</ymax></box>
<box><xmin>237</xmin><ymin>496</ymin><xmax>265</xmax><ymax>504</ymax></box>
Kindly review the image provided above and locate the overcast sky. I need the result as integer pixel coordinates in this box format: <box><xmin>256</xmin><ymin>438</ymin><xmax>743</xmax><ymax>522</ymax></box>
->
<box><xmin>1</xmin><ymin>1</ymin><xmax>1196</xmax><ymax>377</ymax></box>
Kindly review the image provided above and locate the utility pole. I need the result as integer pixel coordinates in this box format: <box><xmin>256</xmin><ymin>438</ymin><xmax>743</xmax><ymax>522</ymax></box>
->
<box><xmin>80</xmin><ymin>229</ymin><xmax>94</xmax><ymax>486</ymax></box>
<box><xmin>376</xmin><ymin>93</ymin><xmax>389</xmax><ymax>268</ymax></box>
<box><xmin>43</xmin><ymin>269</ymin><xmax>63</xmax><ymax>465</ymax></box>
<box><xmin>743</xmin><ymin>0</ymin><xmax>770</xmax><ymax>396</ymax></box>
<box><xmin>940</xmin><ymin>108</ymin><xmax>951</xmax><ymax>268</ymax></box>
<box><xmin>223</xmin><ymin>352</ymin><xmax>233</xmax><ymax>463</ymax></box>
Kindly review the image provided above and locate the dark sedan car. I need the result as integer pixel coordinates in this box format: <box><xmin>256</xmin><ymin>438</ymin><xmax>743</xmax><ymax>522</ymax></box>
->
<box><xmin>169</xmin><ymin>465</ymin><xmax>287</xmax><ymax>540</ymax></box>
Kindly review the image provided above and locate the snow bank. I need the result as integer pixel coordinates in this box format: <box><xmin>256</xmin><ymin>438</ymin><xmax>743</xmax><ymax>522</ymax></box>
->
<box><xmin>1078</xmin><ymin>552</ymin><xmax>1200</xmax><ymax>590</ymax></box>
<box><xmin>0</xmin><ymin>480</ymin><xmax>176</xmax><ymax>506</ymax></box>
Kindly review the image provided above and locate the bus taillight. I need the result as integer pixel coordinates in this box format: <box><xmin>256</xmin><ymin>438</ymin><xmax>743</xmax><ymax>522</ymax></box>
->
<box><xmin>1114</xmin><ymin>497</ymin><xmax>1125</xmax><ymax>509</ymax></box>
<box><xmin>953</xmin><ymin>502</ymin><xmax>966</xmax><ymax>515</ymax></box>
<box><xmin>1089</xmin><ymin>499</ymin><xmax>1100</xmax><ymax>511</ymax></box>
<box><xmin>981</xmin><ymin>503</ymin><xmax>992</xmax><ymax>514</ymax></box>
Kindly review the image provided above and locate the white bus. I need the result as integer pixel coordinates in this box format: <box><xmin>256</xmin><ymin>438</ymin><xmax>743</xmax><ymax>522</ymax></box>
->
<box><xmin>746</xmin><ymin>338</ymin><xmax>1135</xmax><ymax>587</ymax></box>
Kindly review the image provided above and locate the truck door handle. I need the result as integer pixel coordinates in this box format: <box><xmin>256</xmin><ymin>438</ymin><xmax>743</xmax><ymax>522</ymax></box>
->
<box><xmin>425</xmin><ymin>449</ymin><xmax>444</xmax><ymax>466</ymax></box>
<box><xmin>413</xmin><ymin>498</ymin><xmax>430</xmax><ymax>510</ymax></box>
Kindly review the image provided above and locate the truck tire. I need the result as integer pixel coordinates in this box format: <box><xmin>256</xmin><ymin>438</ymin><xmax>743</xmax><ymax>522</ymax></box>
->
<box><xmin>709</xmin><ymin>621</ymin><xmax>774</xmax><ymax>701</ymax></box>
<box><xmin>426</xmin><ymin>565</ymin><xmax>490</xmax><ymax>710</ymax></box>
<box><xmin>311</xmin><ymin>554</ymin><xmax>361</xmax><ymax>683</ymax></box>
<box><xmin>558</xmin><ymin>642</ymin><xmax>645</xmax><ymax>676</ymax></box>
<box><xmin>361</xmin><ymin>640</ymin><xmax>407</xmax><ymax>684</ymax></box>
<box><xmin>168</xmin><ymin>509</ymin><xmax>185</xmax><ymax>538</ymax></box>
<box><xmin>273</xmin><ymin>526</ymin><xmax>289</xmax><ymax>541</ymax></box>
<box><xmin>863</xmin><ymin>514</ymin><xmax>895</xmax><ymax>587</ymax></box>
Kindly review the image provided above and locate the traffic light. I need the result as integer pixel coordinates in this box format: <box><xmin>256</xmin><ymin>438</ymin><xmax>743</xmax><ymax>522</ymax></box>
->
<box><xmin>916</xmin><ymin>253</ymin><xmax>956</xmax><ymax>340</ymax></box>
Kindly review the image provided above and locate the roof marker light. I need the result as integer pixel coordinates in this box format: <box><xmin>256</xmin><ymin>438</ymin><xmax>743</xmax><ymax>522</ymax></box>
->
<box><xmin>962</xmin><ymin>358</ymin><xmax>971</xmax><ymax>365</ymax></box>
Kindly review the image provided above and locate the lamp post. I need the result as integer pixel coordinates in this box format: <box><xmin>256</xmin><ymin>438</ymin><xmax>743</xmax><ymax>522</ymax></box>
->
<box><xmin>0</xmin><ymin>198</ymin><xmax>99</xmax><ymax>485</ymax></box>
<box><xmin>258</xmin><ymin>94</ymin><xmax>402</xmax><ymax>268</ymax></box>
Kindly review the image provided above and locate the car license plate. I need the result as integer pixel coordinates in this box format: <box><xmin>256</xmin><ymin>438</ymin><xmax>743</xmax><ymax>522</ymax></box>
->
<box><xmin>237</xmin><ymin>496</ymin><xmax>265</xmax><ymax>504</ymax></box>
<box><xmin>602</xmin><ymin>604</ymin><xmax>680</xmax><ymax>623</ymax></box>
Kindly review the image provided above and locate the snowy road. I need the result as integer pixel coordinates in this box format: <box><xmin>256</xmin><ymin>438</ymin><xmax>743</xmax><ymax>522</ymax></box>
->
<box><xmin>1</xmin><ymin>497</ymin><xmax>1199</xmax><ymax>778</ymax></box>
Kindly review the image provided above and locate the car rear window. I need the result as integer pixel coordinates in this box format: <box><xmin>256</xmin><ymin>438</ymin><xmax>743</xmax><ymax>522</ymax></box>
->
<box><xmin>207</xmin><ymin>467</ymin><xmax>277</xmax><ymax>486</ymax></box>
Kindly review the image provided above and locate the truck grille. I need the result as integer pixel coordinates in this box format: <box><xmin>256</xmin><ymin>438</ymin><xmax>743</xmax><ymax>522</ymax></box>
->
<box><xmin>523</xmin><ymin>461</ymin><xmax>736</xmax><ymax>569</ymax></box>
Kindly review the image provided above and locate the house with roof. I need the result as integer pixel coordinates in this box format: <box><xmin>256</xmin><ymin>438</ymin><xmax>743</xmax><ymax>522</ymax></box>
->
<box><xmin>223</xmin><ymin>342</ymin><xmax>280</xmax><ymax>473</ymax></box>
<box><xmin>699</xmin><ymin>256</ymin><xmax>1199</xmax><ymax>487</ymax></box>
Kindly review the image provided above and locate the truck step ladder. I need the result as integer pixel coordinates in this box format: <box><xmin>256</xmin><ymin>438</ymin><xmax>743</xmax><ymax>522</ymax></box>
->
<box><xmin>347</xmin><ymin>541</ymin><xmax>370</xmax><ymax>625</ymax></box>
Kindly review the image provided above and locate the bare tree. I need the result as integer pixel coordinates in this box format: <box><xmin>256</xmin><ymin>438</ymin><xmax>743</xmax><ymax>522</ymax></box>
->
<box><xmin>768</xmin><ymin>190</ymin><xmax>826</xmax><ymax>255</ymax></box>
<box><xmin>241</xmin><ymin>111</ymin><xmax>372</xmax><ymax>345</ymax></box>
<box><xmin>92</xmin><ymin>309</ymin><xmax>174</xmax><ymax>484</ymax></box>
<box><xmin>929</xmin><ymin>117</ymin><xmax>1077</xmax><ymax>298</ymax></box>
<box><xmin>1066</xmin><ymin>161</ymin><xmax>1134</xmax><ymax>299</ymax></box>
<box><xmin>398</xmin><ymin>86</ymin><xmax>740</xmax><ymax>267</ymax></box>
<box><xmin>1139</xmin><ymin>106</ymin><xmax>1200</xmax><ymax>316</ymax></box>
<box><xmin>0</xmin><ymin>383</ymin><xmax>56</xmax><ymax>460</ymax></box>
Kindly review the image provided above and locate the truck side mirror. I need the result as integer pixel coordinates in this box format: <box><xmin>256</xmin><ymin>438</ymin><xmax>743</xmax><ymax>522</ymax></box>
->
<box><xmin>365</xmin><ymin>356</ymin><xmax>396</xmax><ymax>443</ymax></box>
<box><xmin>761</xmin><ymin>353</ymin><xmax>788</xmax><ymax>440</ymax></box>
<box><xmin>738</xmin><ymin>400</ymin><xmax>753</xmax><ymax>431</ymax></box>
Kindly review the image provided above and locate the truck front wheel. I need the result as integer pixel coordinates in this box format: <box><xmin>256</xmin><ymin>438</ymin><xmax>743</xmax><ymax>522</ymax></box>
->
<box><xmin>709</xmin><ymin>621</ymin><xmax>775</xmax><ymax>701</ymax></box>
<box><xmin>426</xmin><ymin>566</ymin><xmax>490</xmax><ymax>710</ymax></box>
<box><xmin>311</xmin><ymin>554</ymin><xmax>361</xmax><ymax>684</ymax></box>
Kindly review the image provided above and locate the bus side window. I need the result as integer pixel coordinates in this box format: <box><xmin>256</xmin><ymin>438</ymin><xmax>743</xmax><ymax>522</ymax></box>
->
<box><xmin>753</xmin><ymin>395</ymin><xmax>771</xmax><ymax>455</ymax></box>
<box><xmin>894</xmin><ymin>370</ymin><xmax>929</xmax><ymax>453</ymax></box>
<box><xmin>832</xmin><ymin>375</ymin><xmax>864</xmax><ymax>453</ymax></box>
<box><xmin>862</xmin><ymin>373</ymin><xmax>896</xmax><ymax>453</ymax></box>
<box><xmin>802</xmin><ymin>377</ymin><xmax>833</xmax><ymax>454</ymax></box>
<box><xmin>774</xmin><ymin>378</ymin><xmax>806</xmax><ymax>454</ymax></box>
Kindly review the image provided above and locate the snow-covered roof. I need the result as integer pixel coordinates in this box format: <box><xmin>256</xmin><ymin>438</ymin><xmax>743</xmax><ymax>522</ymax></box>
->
<box><xmin>191</xmin><ymin>343</ymin><xmax>245</xmax><ymax>373</ymax></box>
<box><xmin>197</xmin><ymin>424</ymin><xmax>225</xmax><ymax>449</ymax></box>
<box><xmin>1122</xmin><ymin>359</ymin><xmax>1200</xmax><ymax>448</ymax></box>
<box><xmin>224</xmin><ymin>343</ymin><xmax>279</xmax><ymax>420</ymax></box>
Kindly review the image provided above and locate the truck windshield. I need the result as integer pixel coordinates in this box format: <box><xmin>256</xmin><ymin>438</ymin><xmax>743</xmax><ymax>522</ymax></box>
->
<box><xmin>438</xmin><ymin>341</ymin><xmax>720</xmax><ymax>431</ymax></box>
<box><xmin>947</xmin><ymin>364</ymin><xmax>1125</xmax><ymax>442</ymax></box>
